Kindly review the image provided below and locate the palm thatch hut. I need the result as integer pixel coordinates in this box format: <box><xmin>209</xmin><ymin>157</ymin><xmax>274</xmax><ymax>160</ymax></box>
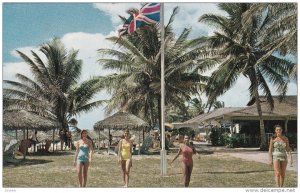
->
<box><xmin>93</xmin><ymin>111</ymin><xmax>149</xmax><ymax>153</ymax></box>
<box><xmin>3</xmin><ymin>110</ymin><xmax>59</xmax><ymax>159</ymax></box>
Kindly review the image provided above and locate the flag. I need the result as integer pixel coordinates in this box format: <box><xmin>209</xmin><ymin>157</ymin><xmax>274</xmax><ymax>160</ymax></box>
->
<box><xmin>118</xmin><ymin>15</ymin><xmax>134</xmax><ymax>37</ymax></box>
<box><xmin>118</xmin><ymin>3</ymin><xmax>161</xmax><ymax>37</ymax></box>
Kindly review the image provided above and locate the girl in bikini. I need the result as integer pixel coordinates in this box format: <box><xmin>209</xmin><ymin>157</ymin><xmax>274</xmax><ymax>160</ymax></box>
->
<box><xmin>269</xmin><ymin>125</ymin><xmax>293</xmax><ymax>187</ymax></box>
<box><xmin>73</xmin><ymin>129</ymin><xmax>93</xmax><ymax>187</ymax></box>
<box><xmin>118</xmin><ymin>129</ymin><xmax>133</xmax><ymax>187</ymax></box>
<box><xmin>171</xmin><ymin>135</ymin><xmax>196</xmax><ymax>187</ymax></box>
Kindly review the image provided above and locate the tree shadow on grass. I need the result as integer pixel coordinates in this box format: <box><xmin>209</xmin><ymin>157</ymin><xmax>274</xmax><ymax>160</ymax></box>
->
<box><xmin>28</xmin><ymin>151</ymin><xmax>74</xmax><ymax>157</ymax></box>
<box><xmin>201</xmin><ymin>170</ymin><xmax>273</xmax><ymax>174</ymax></box>
<box><xmin>3</xmin><ymin>158</ymin><xmax>53</xmax><ymax>168</ymax></box>
<box><xmin>169</xmin><ymin>169</ymin><xmax>273</xmax><ymax>176</ymax></box>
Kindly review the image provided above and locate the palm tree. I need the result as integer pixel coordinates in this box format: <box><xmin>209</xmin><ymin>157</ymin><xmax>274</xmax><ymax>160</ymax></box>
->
<box><xmin>199</xmin><ymin>3</ymin><xmax>295</xmax><ymax>150</ymax></box>
<box><xmin>188</xmin><ymin>96</ymin><xmax>206</xmax><ymax>116</ymax></box>
<box><xmin>242</xmin><ymin>3</ymin><xmax>297</xmax><ymax>83</ymax></box>
<box><xmin>98</xmin><ymin>7</ymin><xmax>213</xmax><ymax>127</ymax></box>
<box><xmin>4</xmin><ymin>38</ymin><xmax>104</xmax><ymax>132</ymax></box>
<box><xmin>213</xmin><ymin>100</ymin><xmax>225</xmax><ymax>110</ymax></box>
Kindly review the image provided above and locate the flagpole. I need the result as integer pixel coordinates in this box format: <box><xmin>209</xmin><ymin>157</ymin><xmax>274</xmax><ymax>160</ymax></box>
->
<box><xmin>160</xmin><ymin>2</ymin><xmax>167</xmax><ymax>176</ymax></box>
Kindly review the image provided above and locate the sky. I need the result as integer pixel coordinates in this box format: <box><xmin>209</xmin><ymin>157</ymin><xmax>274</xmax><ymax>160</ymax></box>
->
<box><xmin>3</xmin><ymin>2</ymin><xmax>297</xmax><ymax>130</ymax></box>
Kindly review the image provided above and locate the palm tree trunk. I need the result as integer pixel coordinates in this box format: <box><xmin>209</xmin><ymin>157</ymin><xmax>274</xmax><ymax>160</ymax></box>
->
<box><xmin>150</xmin><ymin>101</ymin><xmax>155</xmax><ymax>128</ymax></box>
<box><xmin>249</xmin><ymin>67</ymin><xmax>267</xmax><ymax>150</ymax></box>
<box><xmin>255</xmin><ymin>90</ymin><xmax>267</xmax><ymax>150</ymax></box>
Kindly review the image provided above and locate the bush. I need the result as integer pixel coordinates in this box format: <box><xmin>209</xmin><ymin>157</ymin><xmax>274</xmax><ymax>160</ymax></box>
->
<box><xmin>210</xmin><ymin>128</ymin><xmax>226</xmax><ymax>146</ymax></box>
<box><xmin>225</xmin><ymin>134</ymin><xmax>244</xmax><ymax>148</ymax></box>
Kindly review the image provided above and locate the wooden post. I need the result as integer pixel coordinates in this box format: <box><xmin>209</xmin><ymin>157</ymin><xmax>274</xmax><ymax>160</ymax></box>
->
<box><xmin>24</xmin><ymin>129</ymin><xmax>27</xmax><ymax>160</ymax></box>
<box><xmin>107</xmin><ymin>128</ymin><xmax>110</xmax><ymax>153</ymax></box>
<box><xmin>98</xmin><ymin>129</ymin><xmax>100</xmax><ymax>151</ymax></box>
<box><xmin>15</xmin><ymin>129</ymin><xmax>18</xmax><ymax>140</ymax></box>
<box><xmin>284</xmin><ymin>118</ymin><xmax>288</xmax><ymax>133</ymax></box>
<box><xmin>143</xmin><ymin>128</ymin><xmax>145</xmax><ymax>141</ymax></box>
<box><xmin>138</xmin><ymin>128</ymin><xmax>141</xmax><ymax>155</ymax></box>
<box><xmin>53</xmin><ymin>128</ymin><xmax>55</xmax><ymax>152</ymax></box>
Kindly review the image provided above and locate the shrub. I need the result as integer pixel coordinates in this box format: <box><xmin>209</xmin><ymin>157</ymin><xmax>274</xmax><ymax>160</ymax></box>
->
<box><xmin>210</xmin><ymin>128</ymin><xmax>226</xmax><ymax>146</ymax></box>
<box><xmin>225</xmin><ymin>134</ymin><xmax>244</xmax><ymax>148</ymax></box>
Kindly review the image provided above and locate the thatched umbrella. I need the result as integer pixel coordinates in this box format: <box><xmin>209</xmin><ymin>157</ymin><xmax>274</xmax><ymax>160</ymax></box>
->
<box><xmin>3</xmin><ymin>110</ymin><xmax>59</xmax><ymax>159</ymax></box>
<box><xmin>93</xmin><ymin>111</ymin><xmax>149</xmax><ymax>153</ymax></box>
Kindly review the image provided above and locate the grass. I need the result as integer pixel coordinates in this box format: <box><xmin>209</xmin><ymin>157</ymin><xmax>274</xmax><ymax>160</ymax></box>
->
<box><xmin>3</xmin><ymin>151</ymin><xmax>297</xmax><ymax>188</ymax></box>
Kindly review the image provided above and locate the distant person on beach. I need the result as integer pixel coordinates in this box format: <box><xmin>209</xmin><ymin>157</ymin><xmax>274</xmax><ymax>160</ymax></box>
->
<box><xmin>73</xmin><ymin>129</ymin><xmax>93</xmax><ymax>187</ymax></box>
<box><xmin>269</xmin><ymin>125</ymin><xmax>293</xmax><ymax>187</ymax></box>
<box><xmin>118</xmin><ymin>129</ymin><xmax>133</xmax><ymax>187</ymax></box>
<box><xmin>29</xmin><ymin>130</ymin><xmax>39</xmax><ymax>152</ymax></box>
<box><xmin>170</xmin><ymin>134</ymin><xmax>196</xmax><ymax>187</ymax></box>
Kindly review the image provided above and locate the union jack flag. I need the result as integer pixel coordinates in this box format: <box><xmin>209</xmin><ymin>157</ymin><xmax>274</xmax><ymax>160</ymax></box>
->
<box><xmin>118</xmin><ymin>3</ymin><xmax>160</xmax><ymax>37</ymax></box>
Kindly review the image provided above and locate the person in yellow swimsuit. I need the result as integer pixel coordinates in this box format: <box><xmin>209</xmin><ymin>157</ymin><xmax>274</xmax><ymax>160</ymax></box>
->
<box><xmin>118</xmin><ymin>129</ymin><xmax>133</xmax><ymax>187</ymax></box>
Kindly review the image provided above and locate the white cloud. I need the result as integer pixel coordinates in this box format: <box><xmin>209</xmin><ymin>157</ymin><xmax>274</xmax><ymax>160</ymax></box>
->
<box><xmin>61</xmin><ymin>32</ymin><xmax>116</xmax><ymax>82</ymax></box>
<box><xmin>165</xmin><ymin>3</ymin><xmax>227</xmax><ymax>38</ymax></box>
<box><xmin>3</xmin><ymin>62</ymin><xmax>33</xmax><ymax>81</ymax></box>
<box><xmin>218</xmin><ymin>76</ymin><xmax>252</xmax><ymax>107</ymax></box>
<box><xmin>10</xmin><ymin>46</ymin><xmax>39</xmax><ymax>59</ymax></box>
<box><xmin>93</xmin><ymin>3</ymin><xmax>140</xmax><ymax>25</ymax></box>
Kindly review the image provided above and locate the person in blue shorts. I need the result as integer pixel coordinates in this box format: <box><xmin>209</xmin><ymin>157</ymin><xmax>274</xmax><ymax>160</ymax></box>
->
<box><xmin>73</xmin><ymin>129</ymin><xmax>93</xmax><ymax>187</ymax></box>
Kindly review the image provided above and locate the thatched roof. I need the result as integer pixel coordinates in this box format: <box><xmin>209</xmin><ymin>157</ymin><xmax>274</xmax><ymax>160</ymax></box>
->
<box><xmin>94</xmin><ymin>111</ymin><xmax>149</xmax><ymax>131</ymax></box>
<box><xmin>225</xmin><ymin>96</ymin><xmax>297</xmax><ymax>120</ymax></box>
<box><xmin>184</xmin><ymin>107</ymin><xmax>243</xmax><ymax>124</ymax></box>
<box><xmin>184</xmin><ymin>96</ymin><xmax>297</xmax><ymax>124</ymax></box>
<box><xmin>3</xmin><ymin>110</ymin><xmax>59</xmax><ymax>131</ymax></box>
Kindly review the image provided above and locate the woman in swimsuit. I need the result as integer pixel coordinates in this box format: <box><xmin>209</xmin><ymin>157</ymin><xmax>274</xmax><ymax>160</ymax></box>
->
<box><xmin>73</xmin><ymin>129</ymin><xmax>93</xmax><ymax>187</ymax></box>
<box><xmin>118</xmin><ymin>129</ymin><xmax>133</xmax><ymax>187</ymax></box>
<box><xmin>171</xmin><ymin>135</ymin><xmax>196</xmax><ymax>187</ymax></box>
<box><xmin>269</xmin><ymin>125</ymin><xmax>293</xmax><ymax>187</ymax></box>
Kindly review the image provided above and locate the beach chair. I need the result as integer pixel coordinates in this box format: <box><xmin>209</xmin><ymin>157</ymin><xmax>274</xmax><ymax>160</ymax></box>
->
<box><xmin>3</xmin><ymin>139</ymin><xmax>20</xmax><ymax>163</ymax></box>
<box><xmin>18</xmin><ymin>139</ymin><xmax>32</xmax><ymax>156</ymax></box>
<box><xmin>37</xmin><ymin>140</ymin><xmax>52</xmax><ymax>153</ymax></box>
<box><xmin>140</xmin><ymin>135</ymin><xmax>153</xmax><ymax>154</ymax></box>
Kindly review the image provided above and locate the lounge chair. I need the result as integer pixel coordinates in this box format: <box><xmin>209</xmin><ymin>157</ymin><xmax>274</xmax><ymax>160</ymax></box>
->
<box><xmin>3</xmin><ymin>139</ymin><xmax>21</xmax><ymax>163</ymax></box>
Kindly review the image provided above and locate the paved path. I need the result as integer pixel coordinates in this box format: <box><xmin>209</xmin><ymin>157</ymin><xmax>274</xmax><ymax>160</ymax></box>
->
<box><xmin>195</xmin><ymin>143</ymin><xmax>297</xmax><ymax>172</ymax></box>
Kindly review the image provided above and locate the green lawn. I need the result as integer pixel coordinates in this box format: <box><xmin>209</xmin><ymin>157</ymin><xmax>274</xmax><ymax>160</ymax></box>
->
<box><xmin>3</xmin><ymin>151</ymin><xmax>297</xmax><ymax>188</ymax></box>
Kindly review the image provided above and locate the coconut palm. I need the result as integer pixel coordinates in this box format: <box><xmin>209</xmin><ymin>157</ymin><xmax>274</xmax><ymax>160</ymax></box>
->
<box><xmin>213</xmin><ymin>100</ymin><xmax>225</xmax><ymax>110</ymax></box>
<box><xmin>98</xmin><ymin>7</ymin><xmax>213</xmax><ymax>127</ymax></box>
<box><xmin>188</xmin><ymin>96</ymin><xmax>206</xmax><ymax>116</ymax></box>
<box><xmin>199</xmin><ymin>3</ymin><xmax>295</xmax><ymax>149</ymax></box>
<box><xmin>242</xmin><ymin>3</ymin><xmax>297</xmax><ymax>82</ymax></box>
<box><xmin>3</xmin><ymin>38</ymin><xmax>104</xmax><ymax>132</ymax></box>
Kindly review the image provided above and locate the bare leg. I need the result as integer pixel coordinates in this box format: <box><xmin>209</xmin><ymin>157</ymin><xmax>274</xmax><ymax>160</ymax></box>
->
<box><xmin>76</xmin><ymin>162</ymin><xmax>83</xmax><ymax>187</ymax></box>
<box><xmin>121</xmin><ymin>160</ymin><xmax>126</xmax><ymax>186</ymax></box>
<box><xmin>124</xmin><ymin>159</ymin><xmax>132</xmax><ymax>187</ymax></box>
<box><xmin>61</xmin><ymin>140</ymin><xmax>63</xmax><ymax>151</ymax></box>
<box><xmin>182</xmin><ymin>163</ymin><xmax>188</xmax><ymax>187</ymax></box>
<box><xmin>82</xmin><ymin>162</ymin><xmax>89</xmax><ymax>187</ymax></box>
<box><xmin>186</xmin><ymin>164</ymin><xmax>193</xmax><ymax>187</ymax></box>
<box><xmin>273</xmin><ymin>160</ymin><xmax>281</xmax><ymax>187</ymax></box>
<box><xmin>279</xmin><ymin>161</ymin><xmax>288</xmax><ymax>187</ymax></box>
